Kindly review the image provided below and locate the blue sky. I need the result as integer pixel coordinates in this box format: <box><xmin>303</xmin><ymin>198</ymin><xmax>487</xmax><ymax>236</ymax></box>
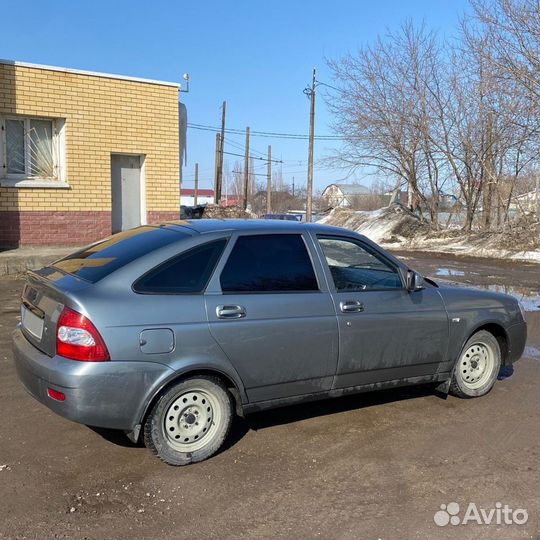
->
<box><xmin>2</xmin><ymin>0</ymin><xmax>469</xmax><ymax>192</ymax></box>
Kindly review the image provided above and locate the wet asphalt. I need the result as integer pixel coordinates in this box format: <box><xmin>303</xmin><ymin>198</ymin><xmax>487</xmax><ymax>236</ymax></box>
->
<box><xmin>0</xmin><ymin>252</ymin><xmax>538</xmax><ymax>539</ymax></box>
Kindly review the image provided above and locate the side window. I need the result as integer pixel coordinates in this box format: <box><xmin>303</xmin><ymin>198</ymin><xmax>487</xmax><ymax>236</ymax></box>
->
<box><xmin>318</xmin><ymin>236</ymin><xmax>402</xmax><ymax>291</ymax></box>
<box><xmin>220</xmin><ymin>234</ymin><xmax>318</xmax><ymax>293</ymax></box>
<box><xmin>134</xmin><ymin>239</ymin><xmax>227</xmax><ymax>294</ymax></box>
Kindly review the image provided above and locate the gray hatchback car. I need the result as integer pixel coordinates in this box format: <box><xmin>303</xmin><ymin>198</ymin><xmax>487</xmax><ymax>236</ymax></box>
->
<box><xmin>13</xmin><ymin>220</ymin><xmax>527</xmax><ymax>465</ymax></box>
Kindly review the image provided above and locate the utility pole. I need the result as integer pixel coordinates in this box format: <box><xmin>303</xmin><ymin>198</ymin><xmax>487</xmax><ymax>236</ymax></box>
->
<box><xmin>243</xmin><ymin>126</ymin><xmax>250</xmax><ymax>211</ymax></box>
<box><xmin>214</xmin><ymin>133</ymin><xmax>220</xmax><ymax>204</ymax></box>
<box><xmin>306</xmin><ymin>67</ymin><xmax>316</xmax><ymax>222</ymax></box>
<box><xmin>266</xmin><ymin>145</ymin><xmax>272</xmax><ymax>214</ymax></box>
<box><xmin>194</xmin><ymin>163</ymin><xmax>199</xmax><ymax>206</ymax></box>
<box><xmin>292</xmin><ymin>176</ymin><xmax>295</xmax><ymax>198</ymax></box>
<box><xmin>216</xmin><ymin>101</ymin><xmax>226</xmax><ymax>204</ymax></box>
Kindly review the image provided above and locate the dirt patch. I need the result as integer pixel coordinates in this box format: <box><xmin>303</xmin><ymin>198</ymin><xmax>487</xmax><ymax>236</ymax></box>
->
<box><xmin>0</xmin><ymin>273</ymin><xmax>538</xmax><ymax>539</ymax></box>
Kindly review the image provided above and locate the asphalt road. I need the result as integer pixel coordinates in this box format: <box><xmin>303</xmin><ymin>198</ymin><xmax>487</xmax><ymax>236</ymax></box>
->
<box><xmin>0</xmin><ymin>255</ymin><xmax>538</xmax><ymax>539</ymax></box>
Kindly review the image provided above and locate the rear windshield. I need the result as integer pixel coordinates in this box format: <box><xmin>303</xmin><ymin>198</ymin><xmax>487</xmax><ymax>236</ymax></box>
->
<box><xmin>52</xmin><ymin>226</ymin><xmax>189</xmax><ymax>283</ymax></box>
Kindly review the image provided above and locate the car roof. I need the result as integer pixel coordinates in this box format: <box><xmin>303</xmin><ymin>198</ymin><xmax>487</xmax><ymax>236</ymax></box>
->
<box><xmin>161</xmin><ymin>219</ymin><xmax>345</xmax><ymax>235</ymax></box>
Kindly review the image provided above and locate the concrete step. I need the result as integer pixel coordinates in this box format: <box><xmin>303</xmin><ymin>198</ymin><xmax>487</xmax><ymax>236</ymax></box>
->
<box><xmin>0</xmin><ymin>246</ymin><xmax>79</xmax><ymax>276</ymax></box>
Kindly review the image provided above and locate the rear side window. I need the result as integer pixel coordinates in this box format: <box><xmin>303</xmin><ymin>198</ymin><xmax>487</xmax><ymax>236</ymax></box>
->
<box><xmin>53</xmin><ymin>226</ymin><xmax>189</xmax><ymax>283</ymax></box>
<box><xmin>220</xmin><ymin>234</ymin><xmax>318</xmax><ymax>293</ymax></box>
<box><xmin>134</xmin><ymin>239</ymin><xmax>227</xmax><ymax>294</ymax></box>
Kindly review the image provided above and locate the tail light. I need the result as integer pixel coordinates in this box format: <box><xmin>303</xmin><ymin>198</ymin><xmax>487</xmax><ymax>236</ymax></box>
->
<box><xmin>56</xmin><ymin>307</ymin><xmax>110</xmax><ymax>362</ymax></box>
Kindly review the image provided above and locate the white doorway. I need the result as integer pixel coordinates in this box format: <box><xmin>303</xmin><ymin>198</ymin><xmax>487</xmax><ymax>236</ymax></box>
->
<box><xmin>111</xmin><ymin>154</ymin><xmax>145</xmax><ymax>233</ymax></box>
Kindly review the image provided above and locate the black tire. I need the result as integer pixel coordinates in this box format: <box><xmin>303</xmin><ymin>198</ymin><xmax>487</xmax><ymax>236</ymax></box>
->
<box><xmin>449</xmin><ymin>330</ymin><xmax>501</xmax><ymax>398</ymax></box>
<box><xmin>143</xmin><ymin>375</ymin><xmax>233</xmax><ymax>466</ymax></box>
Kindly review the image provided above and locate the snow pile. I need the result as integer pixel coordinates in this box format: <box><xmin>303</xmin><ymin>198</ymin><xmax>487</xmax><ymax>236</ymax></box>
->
<box><xmin>319</xmin><ymin>205</ymin><xmax>429</xmax><ymax>245</ymax></box>
<box><xmin>202</xmin><ymin>204</ymin><xmax>255</xmax><ymax>219</ymax></box>
<box><xmin>320</xmin><ymin>205</ymin><xmax>539</xmax><ymax>263</ymax></box>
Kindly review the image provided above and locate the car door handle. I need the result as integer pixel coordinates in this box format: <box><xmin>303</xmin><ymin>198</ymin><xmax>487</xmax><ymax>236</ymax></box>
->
<box><xmin>216</xmin><ymin>305</ymin><xmax>246</xmax><ymax>319</ymax></box>
<box><xmin>340</xmin><ymin>300</ymin><xmax>364</xmax><ymax>313</ymax></box>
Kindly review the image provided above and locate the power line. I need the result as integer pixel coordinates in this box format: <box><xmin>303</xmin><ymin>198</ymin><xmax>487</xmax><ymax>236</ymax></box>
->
<box><xmin>232</xmin><ymin>170</ymin><xmax>268</xmax><ymax>177</ymax></box>
<box><xmin>225</xmin><ymin>138</ymin><xmax>267</xmax><ymax>158</ymax></box>
<box><xmin>223</xmin><ymin>150</ymin><xmax>283</xmax><ymax>163</ymax></box>
<box><xmin>223</xmin><ymin>130</ymin><xmax>263</xmax><ymax>147</ymax></box>
<box><xmin>187</xmin><ymin>122</ymin><xmax>350</xmax><ymax>140</ymax></box>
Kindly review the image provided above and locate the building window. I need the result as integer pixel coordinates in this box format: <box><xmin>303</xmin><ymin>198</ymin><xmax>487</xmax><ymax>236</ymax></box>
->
<box><xmin>1</xmin><ymin>116</ymin><xmax>66</xmax><ymax>183</ymax></box>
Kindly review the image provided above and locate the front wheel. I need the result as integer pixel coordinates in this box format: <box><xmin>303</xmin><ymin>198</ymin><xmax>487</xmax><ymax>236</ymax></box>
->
<box><xmin>144</xmin><ymin>375</ymin><xmax>233</xmax><ymax>465</ymax></box>
<box><xmin>449</xmin><ymin>330</ymin><xmax>501</xmax><ymax>398</ymax></box>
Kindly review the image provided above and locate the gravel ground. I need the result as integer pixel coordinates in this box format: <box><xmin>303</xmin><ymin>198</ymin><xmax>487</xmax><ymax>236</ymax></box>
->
<box><xmin>0</xmin><ymin>254</ymin><xmax>538</xmax><ymax>539</ymax></box>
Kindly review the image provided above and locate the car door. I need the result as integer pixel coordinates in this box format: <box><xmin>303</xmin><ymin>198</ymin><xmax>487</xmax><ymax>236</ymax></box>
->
<box><xmin>205</xmin><ymin>232</ymin><xmax>338</xmax><ymax>403</ymax></box>
<box><xmin>315</xmin><ymin>234</ymin><xmax>449</xmax><ymax>388</ymax></box>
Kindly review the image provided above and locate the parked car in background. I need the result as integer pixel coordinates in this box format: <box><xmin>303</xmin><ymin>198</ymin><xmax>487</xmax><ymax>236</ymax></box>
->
<box><xmin>263</xmin><ymin>213</ymin><xmax>303</xmax><ymax>221</ymax></box>
<box><xmin>13</xmin><ymin>220</ymin><xmax>527</xmax><ymax>465</ymax></box>
<box><xmin>180</xmin><ymin>204</ymin><xmax>206</xmax><ymax>219</ymax></box>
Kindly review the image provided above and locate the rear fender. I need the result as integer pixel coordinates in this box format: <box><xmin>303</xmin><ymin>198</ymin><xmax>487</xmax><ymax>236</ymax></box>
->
<box><xmin>135</xmin><ymin>355</ymin><xmax>248</xmax><ymax>432</ymax></box>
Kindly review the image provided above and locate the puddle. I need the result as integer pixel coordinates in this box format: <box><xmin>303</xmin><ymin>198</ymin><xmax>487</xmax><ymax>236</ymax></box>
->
<box><xmin>436</xmin><ymin>267</ymin><xmax>465</xmax><ymax>277</ymax></box>
<box><xmin>524</xmin><ymin>346</ymin><xmax>540</xmax><ymax>360</ymax></box>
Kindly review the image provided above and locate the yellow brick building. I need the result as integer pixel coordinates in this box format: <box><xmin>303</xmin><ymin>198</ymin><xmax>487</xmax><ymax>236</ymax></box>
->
<box><xmin>0</xmin><ymin>60</ymin><xmax>180</xmax><ymax>246</ymax></box>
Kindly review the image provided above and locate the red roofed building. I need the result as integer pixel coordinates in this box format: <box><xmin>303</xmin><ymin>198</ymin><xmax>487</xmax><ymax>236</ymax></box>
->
<box><xmin>180</xmin><ymin>188</ymin><xmax>215</xmax><ymax>206</ymax></box>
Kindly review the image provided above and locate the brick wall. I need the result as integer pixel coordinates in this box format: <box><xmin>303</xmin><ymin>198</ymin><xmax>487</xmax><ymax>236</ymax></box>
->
<box><xmin>0</xmin><ymin>211</ymin><xmax>111</xmax><ymax>246</ymax></box>
<box><xmin>147</xmin><ymin>211</ymin><xmax>181</xmax><ymax>224</ymax></box>
<box><xmin>0</xmin><ymin>62</ymin><xmax>180</xmax><ymax>246</ymax></box>
<box><xmin>0</xmin><ymin>210</ymin><xmax>181</xmax><ymax>247</ymax></box>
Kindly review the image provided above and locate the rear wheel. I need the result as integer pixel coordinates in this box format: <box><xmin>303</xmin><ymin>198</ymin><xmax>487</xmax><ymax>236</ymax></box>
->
<box><xmin>144</xmin><ymin>376</ymin><xmax>233</xmax><ymax>465</ymax></box>
<box><xmin>449</xmin><ymin>330</ymin><xmax>501</xmax><ymax>398</ymax></box>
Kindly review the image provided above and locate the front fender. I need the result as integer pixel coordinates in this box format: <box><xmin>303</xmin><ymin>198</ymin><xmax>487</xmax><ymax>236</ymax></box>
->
<box><xmin>437</xmin><ymin>285</ymin><xmax>522</xmax><ymax>371</ymax></box>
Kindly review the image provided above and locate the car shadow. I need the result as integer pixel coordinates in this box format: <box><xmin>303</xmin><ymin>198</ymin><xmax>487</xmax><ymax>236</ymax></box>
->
<box><xmin>219</xmin><ymin>383</ymin><xmax>442</xmax><ymax>456</ymax></box>
<box><xmin>88</xmin><ymin>383</ymin><xmax>443</xmax><ymax>454</ymax></box>
<box><xmin>88</xmin><ymin>426</ymin><xmax>145</xmax><ymax>448</ymax></box>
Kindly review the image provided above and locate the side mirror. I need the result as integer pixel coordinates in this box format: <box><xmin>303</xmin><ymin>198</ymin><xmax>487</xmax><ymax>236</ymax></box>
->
<box><xmin>406</xmin><ymin>270</ymin><xmax>425</xmax><ymax>292</ymax></box>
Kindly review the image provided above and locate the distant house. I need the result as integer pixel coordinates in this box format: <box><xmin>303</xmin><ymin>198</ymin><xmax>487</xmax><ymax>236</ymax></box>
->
<box><xmin>439</xmin><ymin>192</ymin><xmax>458</xmax><ymax>210</ymax></box>
<box><xmin>220</xmin><ymin>195</ymin><xmax>241</xmax><ymax>207</ymax></box>
<box><xmin>383</xmin><ymin>189</ymin><xmax>409</xmax><ymax>207</ymax></box>
<box><xmin>510</xmin><ymin>190</ymin><xmax>539</xmax><ymax>213</ymax></box>
<box><xmin>321</xmin><ymin>183</ymin><xmax>371</xmax><ymax>208</ymax></box>
<box><xmin>179</xmin><ymin>189</ymin><xmax>244</xmax><ymax>208</ymax></box>
<box><xmin>180</xmin><ymin>188</ymin><xmax>215</xmax><ymax>206</ymax></box>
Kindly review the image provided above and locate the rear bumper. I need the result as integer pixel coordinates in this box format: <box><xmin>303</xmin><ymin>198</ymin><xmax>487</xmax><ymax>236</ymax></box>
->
<box><xmin>12</xmin><ymin>326</ymin><xmax>175</xmax><ymax>430</ymax></box>
<box><xmin>507</xmin><ymin>321</ymin><xmax>527</xmax><ymax>364</ymax></box>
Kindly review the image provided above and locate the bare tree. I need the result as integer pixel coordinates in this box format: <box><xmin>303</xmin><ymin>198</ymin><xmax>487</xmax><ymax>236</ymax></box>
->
<box><xmin>464</xmin><ymin>0</ymin><xmax>540</xmax><ymax>226</ymax></box>
<box><xmin>250</xmin><ymin>179</ymin><xmax>307</xmax><ymax>216</ymax></box>
<box><xmin>326</xmin><ymin>22</ymin><xmax>446</xmax><ymax>220</ymax></box>
<box><xmin>230</xmin><ymin>160</ymin><xmax>244</xmax><ymax>200</ymax></box>
<box><xmin>326</xmin><ymin>3</ymin><xmax>539</xmax><ymax>232</ymax></box>
<box><xmin>467</xmin><ymin>0</ymin><xmax>540</xmax><ymax>100</ymax></box>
